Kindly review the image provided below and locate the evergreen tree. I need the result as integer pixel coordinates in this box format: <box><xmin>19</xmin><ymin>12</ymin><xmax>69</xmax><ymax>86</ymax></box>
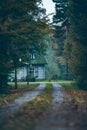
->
<box><xmin>45</xmin><ymin>35</ymin><xmax>60</xmax><ymax>80</ymax></box>
<box><xmin>52</xmin><ymin>0</ymin><xmax>69</xmax><ymax>79</ymax></box>
<box><xmin>53</xmin><ymin>0</ymin><xmax>87</xmax><ymax>85</ymax></box>
<box><xmin>69</xmin><ymin>0</ymin><xmax>87</xmax><ymax>88</ymax></box>
<box><xmin>0</xmin><ymin>0</ymin><xmax>49</xmax><ymax>91</ymax></box>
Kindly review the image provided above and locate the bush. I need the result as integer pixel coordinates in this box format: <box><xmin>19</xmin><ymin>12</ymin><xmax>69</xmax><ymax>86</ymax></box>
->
<box><xmin>26</xmin><ymin>76</ymin><xmax>36</xmax><ymax>82</ymax></box>
<box><xmin>52</xmin><ymin>75</ymin><xmax>58</xmax><ymax>80</ymax></box>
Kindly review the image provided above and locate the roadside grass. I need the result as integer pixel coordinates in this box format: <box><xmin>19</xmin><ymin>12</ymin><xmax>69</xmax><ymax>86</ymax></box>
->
<box><xmin>1</xmin><ymin>83</ymin><xmax>53</xmax><ymax>130</ymax></box>
<box><xmin>35</xmin><ymin>79</ymin><xmax>73</xmax><ymax>83</ymax></box>
<box><xmin>60</xmin><ymin>82</ymin><xmax>87</xmax><ymax>108</ymax></box>
<box><xmin>57</xmin><ymin>80</ymin><xmax>73</xmax><ymax>84</ymax></box>
<box><xmin>8</xmin><ymin>80</ymin><xmax>73</xmax><ymax>84</ymax></box>
<box><xmin>10</xmin><ymin>83</ymin><xmax>39</xmax><ymax>90</ymax></box>
<box><xmin>59</xmin><ymin>82</ymin><xmax>79</xmax><ymax>90</ymax></box>
<box><xmin>0</xmin><ymin>84</ymin><xmax>39</xmax><ymax>107</ymax></box>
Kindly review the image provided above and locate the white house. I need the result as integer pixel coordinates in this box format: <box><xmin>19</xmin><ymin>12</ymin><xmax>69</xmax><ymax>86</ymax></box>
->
<box><xmin>10</xmin><ymin>54</ymin><xmax>47</xmax><ymax>81</ymax></box>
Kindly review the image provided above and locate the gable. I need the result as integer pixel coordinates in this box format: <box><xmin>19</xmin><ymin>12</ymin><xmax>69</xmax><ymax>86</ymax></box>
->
<box><xmin>29</xmin><ymin>54</ymin><xmax>47</xmax><ymax>65</ymax></box>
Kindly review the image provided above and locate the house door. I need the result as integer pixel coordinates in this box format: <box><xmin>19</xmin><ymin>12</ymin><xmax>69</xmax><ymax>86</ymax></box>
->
<box><xmin>30</xmin><ymin>67</ymin><xmax>34</xmax><ymax>77</ymax></box>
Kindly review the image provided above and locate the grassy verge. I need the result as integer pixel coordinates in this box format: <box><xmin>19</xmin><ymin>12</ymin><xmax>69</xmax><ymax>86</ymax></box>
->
<box><xmin>57</xmin><ymin>80</ymin><xmax>73</xmax><ymax>83</ymax></box>
<box><xmin>60</xmin><ymin>82</ymin><xmax>87</xmax><ymax>108</ymax></box>
<box><xmin>1</xmin><ymin>84</ymin><xmax>53</xmax><ymax>130</ymax></box>
<box><xmin>0</xmin><ymin>84</ymin><xmax>39</xmax><ymax>107</ymax></box>
<box><xmin>35</xmin><ymin>79</ymin><xmax>73</xmax><ymax>83</ymax></box>
<box><xmin>59</xmin><ymin>82</ymin><xmax>79</xmax><ymax>90</ymax></box>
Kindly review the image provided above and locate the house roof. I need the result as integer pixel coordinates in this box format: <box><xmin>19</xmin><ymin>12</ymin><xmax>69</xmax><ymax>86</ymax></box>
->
<box><xmin>30</xmin><ymin>54</ymin><xmax>47</xmax><ymax>65</ymax></box>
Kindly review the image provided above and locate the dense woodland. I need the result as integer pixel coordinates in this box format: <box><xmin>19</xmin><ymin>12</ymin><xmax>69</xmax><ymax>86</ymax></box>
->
<box><xmin>52</xmin><ymin>0</ymin><xmax>87</xmax><ymax>89</ymax></box>
<box><xmin>0</xmin><ymin>0</ymin><xmax>87</xmax><ymax>92</ymax></box>
<box><xmin>0</xmin><ymin>0</ymin><xmax>50</xmax><ymax>91</ymax></box>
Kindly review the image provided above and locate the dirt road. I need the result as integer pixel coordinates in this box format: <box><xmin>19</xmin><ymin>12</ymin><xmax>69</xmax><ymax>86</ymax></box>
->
<box><xmin>35</xmin><ymin>83</ymin><xmax>87</xmax><ymax>130</ymax></box>
<box><xmin>0</xmin><ymin>83</ymin><xmax>46</xmax><ymax>124</ymax></box>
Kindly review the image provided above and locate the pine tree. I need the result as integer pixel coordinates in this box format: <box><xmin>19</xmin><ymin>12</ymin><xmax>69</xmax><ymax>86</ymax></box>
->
<box><xmin>69</xmin><ymin>0</ymin><xmax>87</xmax><ymax>89</ymax></box>
<box><xmin>52</xmin><ymin>0</ymin><xmax>69</xmax><ymax>79</ymax></box>
<box><xmin>0</xmin><ymin>0</ymin><xmax>49</xmax><ymax>91</ymax></box>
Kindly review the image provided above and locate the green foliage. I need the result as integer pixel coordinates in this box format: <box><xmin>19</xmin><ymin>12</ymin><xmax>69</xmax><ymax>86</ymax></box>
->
<box><xmin>70</xmin><ymin>43</ymin><xmax>87</xmax><ymax>89</ymax></box>
<box><xmin>52</xmin><ymin>0</ymin><xmax>69</xmax><ymax>79</ymax></box>
<box><xmin>26</xmin><ymin>75</ymin><xmax>36</xmax><ymax>82</ymax></box>
<box><xmin>0</xmin><ymin>0</ymin><xmax>49</xmax><ymax>90</ymax></box>
<box><xmin>45</xmin><ymin>35</ymin><xmax>60</xmax><ymax>80</ymax></box>
<box><xmin>53</xmin><ymin>0</ymin><xmax>87</xmax><ymax>86</ymax></box>
<box><xmin>69</xmin><ymin>0</ymin><xmax>87</xmax><ymax>88</ymax></box>
<box><xmin>60</xmin><ymin>82</ymin><xmax>80</xmax><ymax>90</ymax></box>
<box><xmin>53</xmin><ymin>0</ymin><xmax>68</xmax><ymax>24</ymax></box>
<box><xmin>69</xmin><ymin>0</ymin><xmax>87</xmax><ymax>44</ymax></box>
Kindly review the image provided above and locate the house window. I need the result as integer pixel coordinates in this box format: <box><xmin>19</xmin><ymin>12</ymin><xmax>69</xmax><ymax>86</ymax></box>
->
<box><xmin>35</xmin><ymin>67</ymin><xmax>38</xmax><ymax>77</ymax></box>
<box><xmin>31</xmin><ymin>53</ymin><xmax>35</xmax><ymax>59</ymax></box>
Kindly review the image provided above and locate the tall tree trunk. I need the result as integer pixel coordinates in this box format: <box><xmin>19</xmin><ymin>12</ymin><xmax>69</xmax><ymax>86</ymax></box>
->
<box><xmin>65</xmin><ymin>57</ymin><xmax>69</xmax><ymax>80</ymax></box>
<box><xmin>26</xmin><ymin>65</ymin><xmax>29</xmax><ymax>85</ymax></box>
<box><xmin>14</xmin><ymin>65</ymin><xmax>18</xmax><ymax>89</ymax></box>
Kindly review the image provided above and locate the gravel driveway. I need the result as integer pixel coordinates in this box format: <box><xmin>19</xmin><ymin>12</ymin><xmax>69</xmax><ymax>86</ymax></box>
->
<box><xmin>35</xmin><ymin>83</ymin><xmax>87</xmax><ymax>130</ymax></box>
<box><xmin>0</xmin><ymin>83</ymin><xmax>46</xmax><ymax>124</ymax></box>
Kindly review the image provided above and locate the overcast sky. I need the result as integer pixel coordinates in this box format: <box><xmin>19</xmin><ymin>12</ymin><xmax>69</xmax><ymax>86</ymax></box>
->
<box><xmin>42</xmin><ymin>0</ymin><xmax>55</xmax><ymax>22</ymax></box>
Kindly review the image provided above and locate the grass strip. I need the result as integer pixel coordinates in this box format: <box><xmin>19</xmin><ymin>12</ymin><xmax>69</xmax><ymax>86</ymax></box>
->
<box><xmin>59</xmin><ymin>82</ymin><xmax>80</xmax><ymax>90</ymax></box>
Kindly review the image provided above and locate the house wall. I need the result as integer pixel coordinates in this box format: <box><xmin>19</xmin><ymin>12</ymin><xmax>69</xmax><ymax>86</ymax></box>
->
<box><xmin>17</xmin><ymin>67</ymin><xmax>27</xmax><ymax>80</ymax></box>
<box><xmin>10</xmin><ymin>65</ymin><xmax>45</xmax><ymax>81</ymax></box>
<box><xmin>36</xmin><ymin>66</ymin><xmax>45</xmax><ymax>79</ymax></box>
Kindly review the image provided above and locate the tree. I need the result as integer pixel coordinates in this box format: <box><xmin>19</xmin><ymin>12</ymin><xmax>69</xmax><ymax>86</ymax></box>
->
<box><xmin>0</xmin><ymin>0</ymin><xmax>49</xmax><ymax>91</ymax></box>
<box><xmin>52</xmin><ymin>0</ymin><xmax>69</xmax><ymax>79</ymax></box>
<box><xmin>68</xmin><ymin>0</ymin><xmax>87</xmax><ymax>89</ymax></box>
<box><xmin>53</xmin><ymin>0</ymin><xmax>87</xmax><ymax>86</ymax></box>
<box><xmin>45</xmin><ymin>35</ymin><xmax>60</xmax><ymax>80</ymax></box>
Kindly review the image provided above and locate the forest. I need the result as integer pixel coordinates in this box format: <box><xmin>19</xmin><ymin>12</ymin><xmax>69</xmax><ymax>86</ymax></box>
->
<box><xmin>0</xmin><ymin>1</ymin><xmax>87</xmax><ymax>130</ymax></box>
<box><xmin>0</xmin><ymin>0</ymin><xmax>87</xmax><ymax>92</ymax></box>
<box><xmin>52</xmin><ymin>0</ymin><xmax>87</xmax><ymax>89</ymax></box>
